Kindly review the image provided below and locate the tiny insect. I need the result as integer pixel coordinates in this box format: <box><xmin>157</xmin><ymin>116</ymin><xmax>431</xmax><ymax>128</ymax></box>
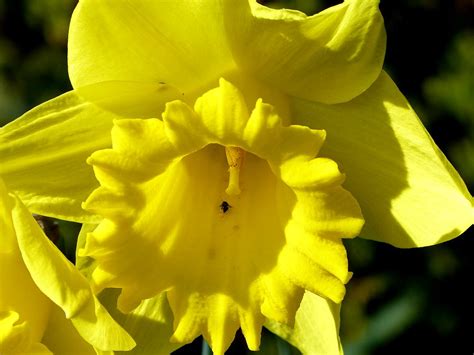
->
<box><xmin>219</xmin><ymin>201</ymin><xmax>231</xmax><ymax>213</ymax></box>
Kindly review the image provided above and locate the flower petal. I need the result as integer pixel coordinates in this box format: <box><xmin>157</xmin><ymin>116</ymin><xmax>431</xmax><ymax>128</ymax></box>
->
<box><xmin>68</xmin><ymin>0</ymin><xmax>235</xmax><ymax>102</ymax></box>
<box><xmin>0</xmin><ymin>311</ymin><xmax>52</xmax><ymax>355</ymax></box>
<box><xmin>0</xmin><ymin>180</ymin><xmax>52</xmax><ymax>345</ymax></box>
<box><xmin>75</xmin><ymin>224</ymin><xmax>98</xmax><ymax>281</ymax></box>
<box><xmin>291</xmin><ymin>71</ymin><xmax>473</xmax><ymax>247</ymax></box>
<box><xmin>10</xmin><ymin>193</ymin><xmax>135</xmax><ymax>351</ymax></box>
<box><xmin>0</xmin><ymin>91</ymin><xmax>117</xmax><ymax>223</ymax></box>
<box><xmin>98</xmin><ymin>289</ymin><xmax>183</xmax><ymax>355</ymax></box>
<box><xmin>266</xmin><ymin>291</ymin><xmax>342</xmax><ymax>355</ymax></box>
<box><xmin>76</xmin><ymin>222</ymin><xmax>175</xmax><ymax>355</ymax></box>
<box><xmin>226</xmin><ymin>0</ymin><xmax>385</xmax><ymax>104</ymax></box>
<box><xmin>41</xmin><ymin>306</ymin><xmax>95</xmax><ymax>355</ymax></box>
<box><xmin>75</xmin><ymin>80</ymin><xmax>185</xmax><ymax>119</ymax></box>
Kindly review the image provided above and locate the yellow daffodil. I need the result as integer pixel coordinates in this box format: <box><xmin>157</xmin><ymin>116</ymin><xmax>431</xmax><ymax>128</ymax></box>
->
<box><xmin>0</xmin><ymin>0</ymin><xmax>472</xmax><ymax>354</ymax></box>
<box><xmin>0</xmin><ymin>178</ymin><xmax>135</xmax><ymax>354</ymax></box>
<box><xmin>80</xmin><ymin>78</ymin><xmax>363</xmax><ymax>354</ymax></box>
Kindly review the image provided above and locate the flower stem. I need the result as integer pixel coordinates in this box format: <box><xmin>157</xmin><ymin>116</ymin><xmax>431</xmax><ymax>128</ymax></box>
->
<box><xmin>201</xmin><ymin>337</ymin><xmax>211</xmax><ymax>355</ymax></box>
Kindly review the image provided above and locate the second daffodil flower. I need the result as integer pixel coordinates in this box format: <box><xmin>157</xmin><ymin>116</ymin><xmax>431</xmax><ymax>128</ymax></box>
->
<box><xmin>0</xmin><ymin>0</ymin><xmax>473</xmax><ymax>354</ymax></box>
<box><xmin>0</xmin><ymin>178</ymin><xmax>135</xmax><ymax>354</ymax></box>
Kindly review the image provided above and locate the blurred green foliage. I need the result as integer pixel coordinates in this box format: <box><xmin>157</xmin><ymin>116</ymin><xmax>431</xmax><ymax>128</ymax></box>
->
<box><xmin>0</xmin><ymin>0</ymin><xmax>472</xmax><ymax>354</ymax></box>
<box><xmin>0</xmin><ymin>0</ymin><xmax>74</xmax><ymax>125</ymax></box>
<box><xmin>424</xmin><ymin>32</ymin><xmax>474</xmax><ymax>183</ymax></box>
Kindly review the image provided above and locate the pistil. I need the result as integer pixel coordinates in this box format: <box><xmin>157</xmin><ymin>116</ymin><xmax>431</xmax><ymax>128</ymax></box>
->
<box><xmin>225</xmin><ymin>146</ymin><xmax>245</xmax><ymax>195</ymax></box>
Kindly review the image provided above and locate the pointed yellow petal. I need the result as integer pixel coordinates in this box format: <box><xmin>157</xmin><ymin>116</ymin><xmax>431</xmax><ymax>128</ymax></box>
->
<box><xmin>169</xmin><ymin>292</ymin><xmax>241</xmax><ymax>355</ymax></box>
<box><xmin>69</xmin><ymin>299</ymin><xmax>135</xmax><ymax>352</ymax></box>
<box><xmin>226</xmin><ymin>0</ymin><xmax>385</xmax><ymax>103</ymax></box>
<box><xmin>68</xmin><ymin>0</ymin><xmax>235</xmax><ymax>107</ymax></box>
<box><xmin>292</xmin><ymin>71</ymin><xmax>473</xmax><ymax>247</ymax></box>
<box><xmin>41</xmin><ymin>306</ymin><xmax>95</xmax><ymax>355</ymax></box>
<box><xmin>1</xmin><ymin>179</ymin><xmax>134</xmax><ymax>352</ymax></box>
<box><xmin>10</xmin><ymin>193</ymin><xmax>135</xmax><ymax>351</ymax></box>
<box><xmin>0</xmin><ymin>91</ymin><xmax>117</xmax><ymax>223</ymax></box>
<box><xmin>98</xmin><ymin>289</ymin><xmax>182</xmax><ymax>355</ymax></box>
<box><xmin>0</xmin><ymin>180</ymin><xmax>52</xmax><ymax>345</ymax></box>
<box><xmin>266</xmin><ymin>291</ymin><xmax>343</xmax><ymax>355</ymax></box>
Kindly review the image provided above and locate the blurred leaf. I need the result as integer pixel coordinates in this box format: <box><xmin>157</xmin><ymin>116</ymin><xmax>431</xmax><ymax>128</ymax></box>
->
<box><xmin>343</xmin><ymin>289</ymin><xmax>423</xmax><ymax>355</ymax></box>
<box><xmin>259</xmin><ymin>329</ymin><xmax>300</xmax><ymax>355</ymax></box>
<box><xmin>25</xmin><ymin>0</ymin><xmax>76</xmax><ymax>44</ymax></box>
<box><xmin>424</xmin><ymin>32</ymin><xmax>474</xmax><ymax>125</ymax></box>
<box><xmin>449</xmin><ymin>139</ymin><xmax>474</xmax><ymax>184</ymax></box>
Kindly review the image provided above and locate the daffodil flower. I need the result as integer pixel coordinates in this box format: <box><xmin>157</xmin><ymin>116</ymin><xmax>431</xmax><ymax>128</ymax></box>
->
<box><xmin>0</xmin><ymin>178</ymin><xmax>135</xmax><ymax>354</ymax></box>
<box><xmin>79</xmin><ymin>78</ymin><xmax>363</xmax><ymax>354</ymax></box>
<box><xmin>0</xmin><ymin>0</ymin><xmax>472</xmax><ymax>354</ymax></box>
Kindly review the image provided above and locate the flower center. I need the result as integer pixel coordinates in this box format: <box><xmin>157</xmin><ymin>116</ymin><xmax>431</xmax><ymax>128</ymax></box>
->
<box><xmin>82</xmin><ymin>78</ymin><xmax>364</xmax><ymax>354</ymax></box>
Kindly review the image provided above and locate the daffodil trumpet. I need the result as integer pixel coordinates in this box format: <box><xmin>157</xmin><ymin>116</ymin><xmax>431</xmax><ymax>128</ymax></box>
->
<box><xmin>80</xmin><ymin>79</ymin><xmax>363</xmax><ymax>353</ymax></box>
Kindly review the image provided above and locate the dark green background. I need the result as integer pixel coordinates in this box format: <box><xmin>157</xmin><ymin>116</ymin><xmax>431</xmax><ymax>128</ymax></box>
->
<box><xmin>1</xmin><ymin>0</ymin><xmax>472</xmax><ymax>354</ymax></box>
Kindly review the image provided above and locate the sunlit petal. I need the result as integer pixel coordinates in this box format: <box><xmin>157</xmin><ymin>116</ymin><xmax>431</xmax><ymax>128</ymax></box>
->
<box><xmin>68</xmin><ymin>0</ymin><xmax>236</xmax><ymax>113</ymax></box>
<box><xmin>10</xmin><ymin>190</ymin><xmax>135</xmax><ymax>351</ymax></box>
<box><xmin>266</xmin><ymin>291</ymin><xmax>342</xmax><ymax>355</ymax></box>
<box><xmin>99</xmin><ymin>289</ymin><xmax>184</xmax><ymax>355</ymax></box>
<box><xmin>291</xmin><ymin>71</ymin><xmax>473</xmax><ymax>247</ymax></box>
<box><xmin>226</xmin><ymin>0</ymin><xmax>385</xmax><ymax>103</ymax></box>
<box><xmin>0</xmin><ymin>92</ymin><xmax>117</xmax><ymax>223</ymax></box>
<box><xmin>0</xmin><ymin>180</ymin><xmax>52</xmax><ymax>347</ymax></box>
<box><xmin>41</xmin><ymin>307</ymin><xmax>95</xmax><ymax>355</ymax></box>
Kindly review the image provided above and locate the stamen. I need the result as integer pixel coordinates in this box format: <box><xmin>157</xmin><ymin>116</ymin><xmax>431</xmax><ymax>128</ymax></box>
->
<box><xmin>225</xmin><ymin>146</ymin><xmax>245</xmax><ymax>195</ymax></box>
